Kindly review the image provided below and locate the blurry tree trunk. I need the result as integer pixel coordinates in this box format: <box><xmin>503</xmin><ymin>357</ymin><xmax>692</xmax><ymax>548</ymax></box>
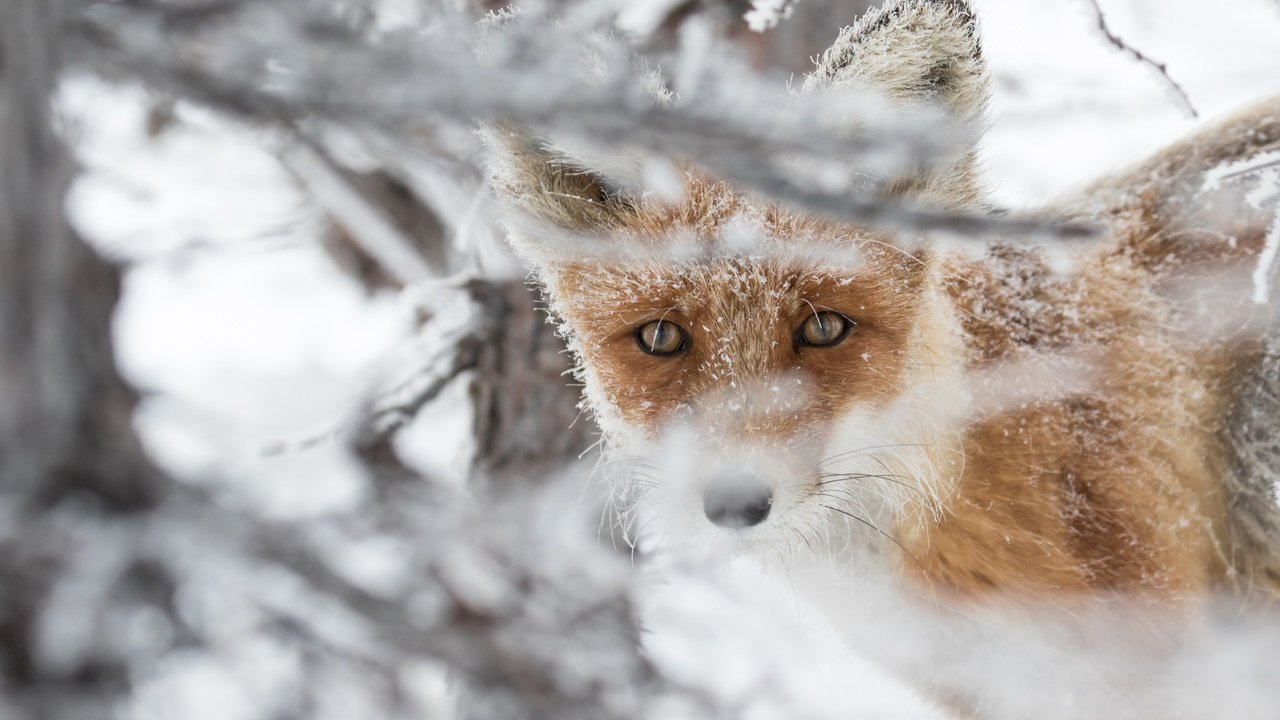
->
<box><xmin>0</xmin><ymin>0</ymin><xmax>166</xmax><ymax>715</ymax></box>
<box><xmin>0</xmin><ymin>2</ymin><xmax>159</xmax><ymax>510</ymax></box>
<box><xmin>470</xmin><ymin>280</ymin><xmax>595</xmax><ymax>485</ymax></box>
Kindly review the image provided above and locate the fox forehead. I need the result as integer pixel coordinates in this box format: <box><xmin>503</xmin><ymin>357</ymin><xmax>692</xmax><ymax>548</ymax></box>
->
<box><xmin>552</xmin><ymin>250</ymin><xmax>924</xmax><ymax>322</ymax></box>
<box><xmin>548</xmin><ymin>251</ymin><xmax>928</xmax><ymax>434</ymax></box>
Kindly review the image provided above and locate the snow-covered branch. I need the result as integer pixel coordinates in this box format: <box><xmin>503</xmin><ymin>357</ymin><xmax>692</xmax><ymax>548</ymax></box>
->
<box><xmin>68</xmin><ymin>0</ymin><xmax>1093</xmax><ymax>241</ymax></box>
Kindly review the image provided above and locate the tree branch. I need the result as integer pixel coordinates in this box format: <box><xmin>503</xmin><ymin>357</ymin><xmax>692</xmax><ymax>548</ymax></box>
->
<box><xmin>280</xmin><ymin>139</ymin><xmax>444</xmax><ymax>285</ymax></box>
<box><xmin>67</xmin><ymin>0</ymin><xmax>1096</xmax><ymax>241</ymax></box>
<box><xmin>1082</xmin><ymin>0</ymin><xmax>1198</xmax><ymax>119</ymax></box>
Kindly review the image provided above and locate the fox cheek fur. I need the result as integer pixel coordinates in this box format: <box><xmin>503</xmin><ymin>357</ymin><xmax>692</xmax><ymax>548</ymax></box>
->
<box><xmin>485</xmin><ymin>0</ymin><xmax>1280</xmax><ymax>602</ymax></box>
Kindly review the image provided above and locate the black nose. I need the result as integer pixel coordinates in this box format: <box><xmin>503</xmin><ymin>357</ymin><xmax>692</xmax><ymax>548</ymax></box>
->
<box><xmin>703</xmin><ymin>475</ymin><xmax>772</xmax><ymax>529</ymax></box>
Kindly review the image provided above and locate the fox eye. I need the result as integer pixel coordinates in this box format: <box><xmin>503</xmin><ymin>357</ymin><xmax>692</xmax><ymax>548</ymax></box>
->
<box><xmin>797</xmin><ymin>311</ymin><xmax>851</xmax><ymax>348</ymax></box>
<box><xmin>636</xmin><ymin>320</ymin><xmax>687</xmax><ymax>356</ymax></box>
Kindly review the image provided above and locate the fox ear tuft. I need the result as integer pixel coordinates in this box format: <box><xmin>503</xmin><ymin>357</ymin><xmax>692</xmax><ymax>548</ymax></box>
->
<box><xmin>482</xmin><ymin>125</ymin><xmax>641</xmax><ymax>264</ymax></box>
<box><xmin>803</xmin><ymin>0</ymin><xmax>989</xmax><ymax>207</ymax></box>
<box><xmin>805</xmin><ymin>0</ymin><xmax>988</xmax><ymax>121</ymax></box>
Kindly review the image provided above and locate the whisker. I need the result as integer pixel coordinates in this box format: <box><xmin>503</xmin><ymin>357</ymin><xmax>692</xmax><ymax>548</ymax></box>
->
<box><xmin>817</xmin><ymin>471</ymin><xmax>919</xmax><ymax>493</ymax></box>
<box><xmin>819</xmin><ymin>503</ymin><xmax>922</xmax><ymax>570</ymax></box>
<box><xmin>820</xmin><ymin>441</ymin><xmax>968</xmax><ymax>468</ymax></box>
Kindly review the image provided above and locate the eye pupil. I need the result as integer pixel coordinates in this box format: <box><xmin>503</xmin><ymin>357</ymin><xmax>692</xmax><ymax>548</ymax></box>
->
<box><xmin>800</xmin><ymin>311</ymin><xmax>850</xmax><ymax>348</ymax></box>
<box><xmin>637</xmin><ymin>320</ymin><xmax>686</xmax><ymax>356</ymax></box>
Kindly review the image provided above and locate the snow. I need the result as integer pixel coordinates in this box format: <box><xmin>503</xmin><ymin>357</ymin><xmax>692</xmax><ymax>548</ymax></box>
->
<box><xmin>62</xmin><ymin>76</ymin><xmax>416</xmax><ymax>518</ymax></box>
<box><xmin>62</xmin><ymin>0</ymin><xmax>1280</xmax><ymax>717</ymax></box>
<box><xmin>643</xmin><ymin>557</ymin><xmax>944</xmax><ymax>719</ymax></box>
<box><xmin>616</xmin><ymin>0</ymin><xmax>691</xmax><ymax>37</ymax></box>
<box><xmin>1201</xmin><ymin>149</ymin><xmax>1280</xmax><ymax>194</ymax></box>
<box><xmin>1258</xmin><ymin>217</ymin><xmax>1280</xmax><ymax>304</ymax></box>
<box><xmin>1200</xmin><ymin>149</ymin><xmax>1280</xmax><ymax>303</ymax></box>
<box><xmin>744</xmin><ymin>1</ymin><xmax>796</xmax><ymax>33</ymax></box>
<box><xmin>977</xmin><ymin>0</ymin><xmax>1280</xmax><ymax>207</ymax></box>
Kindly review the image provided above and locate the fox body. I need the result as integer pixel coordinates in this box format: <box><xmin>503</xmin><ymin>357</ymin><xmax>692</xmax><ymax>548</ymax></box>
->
<box><xmin>488</xmin><ymin>0</ymin><xmax>1280</xmax><ymax>713</ymax></box>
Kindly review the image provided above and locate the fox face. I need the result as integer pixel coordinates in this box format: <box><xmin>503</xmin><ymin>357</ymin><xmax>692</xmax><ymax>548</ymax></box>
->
<box><xmin>553</xmin><ymin>237</ymin><xmax>946</xmax><ymax>546</ymax></box>
<box><xmin>486</xmin><ymin>0</ymin><xmax>985</xmax><ymax>550</ymax></box>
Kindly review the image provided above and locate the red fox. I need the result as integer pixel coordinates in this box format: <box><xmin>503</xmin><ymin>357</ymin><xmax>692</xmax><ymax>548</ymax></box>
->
<box><xmin>487</xmin><ymin>0</ymin><xmax>1280</xmax><ymax>714</ymax></box>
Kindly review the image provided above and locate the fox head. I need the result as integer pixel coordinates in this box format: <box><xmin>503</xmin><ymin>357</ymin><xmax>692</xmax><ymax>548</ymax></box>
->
<box><xmin>487</xmin><ymin>0</ymin><xmax>986</xmax><ymax>554</ymax></box>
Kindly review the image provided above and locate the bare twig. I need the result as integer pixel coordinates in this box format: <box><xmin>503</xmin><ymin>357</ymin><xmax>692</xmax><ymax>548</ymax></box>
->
<box><xmin>358</xmin><ymin>333</ymin><xmax>485</xmax><ymax>448</ymax></box>
<box><xmin>1081</xmin><ymin>0</ymin><xmax>1198</xmax><ymax>119</ymax></box>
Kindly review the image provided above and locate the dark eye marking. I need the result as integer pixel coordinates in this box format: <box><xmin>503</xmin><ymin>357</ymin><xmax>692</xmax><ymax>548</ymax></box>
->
<box><xmin>635</xmin><ymin>319</ymin><xmax>688</xmax><ymax>357</ymax></box>
<box><xmin>795</xmin><ymin>311</ymin><xmax>853</xmax><ymax>349</ymax></box>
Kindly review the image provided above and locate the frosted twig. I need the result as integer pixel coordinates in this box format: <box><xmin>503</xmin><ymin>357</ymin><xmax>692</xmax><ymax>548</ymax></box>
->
<box><xmin>258</xmin><ymin>340</ymin><xmax>478</xmax><ymax>458</ymax></box>
<box><xmin>280</xmin><ymin>140</ymin><xmax>439</xmax><ymax>285</ymax></box>
<box><xmin>262</xmin><ymin>284</ymin><xmax>487</xmax><ymax>457</ymax></box>
<box><xmin>157</xmin><ymin>479</ymin><xmax>682</xmax><ymax>720</ymax></box>
<box><xmin>357</xmin><ymin>332</ymin><xmax>484</xmax><ymax>447</ymax></box>
<box><xmin>1081</xmin><ymin>0</ymin><xmax>1198</xmax><ymax>119</ymax></box>
<box><xmin>1202</xmin><ymin>149</ymin><xmax>1280</xmax><ymax>191</ymax></box>
<box><xmin>69</xmin><ymin>0</ymin><xmax>1095</xmax><ymax>242</ymax></box>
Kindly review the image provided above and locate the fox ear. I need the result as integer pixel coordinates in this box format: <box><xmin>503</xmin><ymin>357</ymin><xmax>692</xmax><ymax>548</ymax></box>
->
<box><xmin>482</xmin><ymin>125</ymin><xmax>642</xmax><ymax>265</ymax></box>
<box><xmin>804</xmin><ymin>0</ymin><xmax>989</xmax><ymax>206</ymax></box>
<box><xmin>806</xmin><ymin>0</ymin><xmax>987</xmax><ymax>120</ymax></box>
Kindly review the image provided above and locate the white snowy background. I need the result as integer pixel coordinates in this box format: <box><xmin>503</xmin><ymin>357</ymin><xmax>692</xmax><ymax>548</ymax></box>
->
<box><xmin>61</xmin><ymin>0</ymin><xmax>1280</xmax><ymax>717</ymax></box>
